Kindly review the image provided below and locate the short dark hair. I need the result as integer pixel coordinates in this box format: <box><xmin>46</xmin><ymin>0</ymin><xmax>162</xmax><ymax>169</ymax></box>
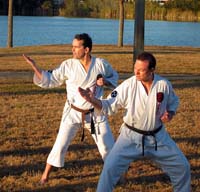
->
<box><xmin>74</xmin><ymin>33</ymin><xmax>92</xmax><ymax>52</ymax></box>
<box><xmin>137</xmin><ymin>52</ymin><xmax>156</xmax><ymax>70</ymax></box>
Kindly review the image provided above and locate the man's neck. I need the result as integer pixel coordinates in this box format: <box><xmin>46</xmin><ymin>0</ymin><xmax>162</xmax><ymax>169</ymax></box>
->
<box><xmin>141</xmin><ymin>75</ymin><xmax>154</xmax><ymax>95</ymax></box>
<box><xmin>80</xmin><ymin>55</ymin><xmax>92</xmax><ymax>72</ymax></box>
<box><xmin>142</xmin><ymin>81</ymin><xmax>153</xmax><ymax>95</ymax></box>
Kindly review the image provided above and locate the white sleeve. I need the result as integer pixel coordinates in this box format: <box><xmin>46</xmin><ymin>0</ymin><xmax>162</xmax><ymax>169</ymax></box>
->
<box><xmin>166</xmin><ymin>81</ymin><xmax>179</xmax><ymax>112</ymax></box>
<box><xmin>101</xmin><ymin>59</ymin><xmax>119</xmax><ymax>88</ymax></box>
<box><xmin>101</xmin><ymin>79</ymin><xmax>130</xmax><ymax>116</ymax></box>
<box><xmin>33</xmin><ymin>70</ymin><xmax>51</xmax><ymax>88</ymax></box>
<box><xmin>33</xmin><ymin>61</ymin><xmax>68</xmax><ymax>88</ymax></box>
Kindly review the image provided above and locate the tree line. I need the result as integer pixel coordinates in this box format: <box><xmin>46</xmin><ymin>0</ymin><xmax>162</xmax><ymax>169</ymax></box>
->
<box><xmin>7</xmin><ymin>0</ymin><xmax>200</xmax><ymax>22</ymax></box>
<box><xmin>6</xmin><ymin>0</ymin><xmax>200</xmax><ymax>48</ymax></box>
<box><xmin>59</xmin><ymin>0</ymin><xmax>200</xmax><ymax>22</ymax></box>
<box><xmin>145</xmin><ymin>0</ymin><xmax>200</xmax><ymax>21</ymax></box>
<box><xmin>5</xmin><ymin>0</ymin><xmax>59</xmax><ymax>16</ymax></box>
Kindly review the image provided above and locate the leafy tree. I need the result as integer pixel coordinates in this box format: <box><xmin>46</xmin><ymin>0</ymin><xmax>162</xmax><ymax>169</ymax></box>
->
<box><xmin>5</xmin><ymin>0</ymin><xmax>199</xmax><ymax>20</ymax></box>
<box><xmin>86</xmin><ymin>0</ymin><xmax>101</xmax><ymax>17</ymax></box>
<box><xmin>164</xmin><ymin>0</ymin><xmax>198</xmax><ymax>11</ymax></box>
<box><xmin>41</xmin><ymin>0</ymin><xmax>53</xmax><ymax>15</ymax></box>
<box><xmin>41</xmin><ymin>0</ymin><xmax>52</xmax><ymax>10</ymax></box>
<box><xmin>76</xmin><ymin>1</ymin><xmax>92</xmax><ymax>17</ymax></box>
<box><xmin>61</xmin><ymin>0</ymin><xmax>77</xmax><ymax>17</ymax></box>
<box><xmin>19</xmin><ymin>0</ymin><xmax>40</xmax><ymax>15</ymax></box>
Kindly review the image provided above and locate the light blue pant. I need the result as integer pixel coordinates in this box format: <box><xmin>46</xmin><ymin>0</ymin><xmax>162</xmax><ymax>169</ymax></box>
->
<box><xmin>97</xmin><ymin>126</ymin><xmax>191</xmax><ymax>192</ymax></box>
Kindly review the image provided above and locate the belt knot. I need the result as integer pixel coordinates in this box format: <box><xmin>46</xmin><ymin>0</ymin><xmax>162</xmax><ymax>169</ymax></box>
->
<box><xmin>125</xmin><ymin>123</ymin><xmax>162</xmax><ymax>156</ymax></box>
<box><xmin>71</xmin><ymin>104</ymin><xmax>95</xmax><ymax>141</ymax></box>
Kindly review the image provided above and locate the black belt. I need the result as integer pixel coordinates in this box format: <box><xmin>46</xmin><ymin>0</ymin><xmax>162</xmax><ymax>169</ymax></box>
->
<box><xmin>71</xmin><ymin>104</ymin><xmax>95</xmax><ymax>141</ymax></box>
<box><xmin>125</xmin><ymin>123</ymin><xmax>163</xmax><ymax>156</ymax></box>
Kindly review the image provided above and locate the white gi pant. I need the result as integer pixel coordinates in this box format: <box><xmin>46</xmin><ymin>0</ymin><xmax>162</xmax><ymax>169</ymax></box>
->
<box><xmin>97</xmin><ymin>125</ymin><xmax>191</xmax><ymax>192</ymax></box>
<box><xmin>47</xmin><ymin>105</ymin><xmax>114</xmax><ymax>167</ymax></box>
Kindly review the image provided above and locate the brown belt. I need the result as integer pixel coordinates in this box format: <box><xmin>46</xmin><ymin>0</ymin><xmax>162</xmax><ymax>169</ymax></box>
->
<box><xmin>71</xmin><ymin>104</ymin><xmax>95</xmax><ymax>141</ymax></box>
<box><xmin>125</xmin><ymin>123</ymin><xmax>163</xmax><ymax>156</ymax></box>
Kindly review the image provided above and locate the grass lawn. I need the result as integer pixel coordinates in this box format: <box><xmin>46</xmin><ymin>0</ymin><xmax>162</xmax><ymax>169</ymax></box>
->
<box><xmin>0</xmin><ymin>45</ymin><xmax>200</xmax><ymax>191</ymax></box>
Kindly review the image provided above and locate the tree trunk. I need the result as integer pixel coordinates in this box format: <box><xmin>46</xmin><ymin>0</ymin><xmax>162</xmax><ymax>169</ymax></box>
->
<box><xmin>133</xmin><ymin>0</ymin><xmax>145</xmax><ymax>62</ymax></box>
<box><xmin>7</xmin><ymin>0</ymin><xmax>13</xmax><ymax>48</ymax></box>
<box><xmin>118</xmin><ymin>0</ymin><xmax>124</xmax><ymax>47</ymax></box>
<box><xmin>194</xmin><ymin>0</ymin><xmax>198</xmax><ymax>22</ymax></box>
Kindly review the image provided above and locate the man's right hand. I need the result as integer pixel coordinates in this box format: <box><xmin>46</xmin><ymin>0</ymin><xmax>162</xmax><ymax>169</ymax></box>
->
<box><xmin>22</xmin><ymin>54</ymin><xmax>42</xmax><ymax>80</ymax></box>
<box><xmin>78</xmin><ymin>87</ymin><xmax>94</xmax><ymax>103</ymax></box>
<box><xmin>23</xmin><ymin>54</ymin><xmax>36</xmax><ymax>66</ymax></box>
<box><xmin>78</xmin><ymin>87</ymin><xmax>102</xmax><ymax>110</ymax></box>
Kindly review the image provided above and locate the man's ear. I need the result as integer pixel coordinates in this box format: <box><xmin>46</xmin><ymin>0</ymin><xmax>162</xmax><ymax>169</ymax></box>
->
<box><xmin>85</xmin><ymin>47</ymin><xmax>90</xmax><ymax>54</ymax></box>
<box><xmin>151</xmin><ymin>67</ymin><xmax>155</xmax><ymax>72</ymax></box>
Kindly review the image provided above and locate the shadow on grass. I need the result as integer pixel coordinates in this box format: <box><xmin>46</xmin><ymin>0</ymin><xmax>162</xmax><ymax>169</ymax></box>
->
<box><xmin>127</xmin><ymin>172</ymin><xmax>171</xmax><ymax>186</ymax></box>
<box><xmin>0</xmin><ymin>144</ymin><xmax>97</xmax><ymax>157</ymax></box>
<box><xmin>1</xmin><ymin>136</ymin><xmax>199</xmax><ymax>191</ymax></box>
<box><xmin>173</xmin><ymin>81</ymin><xmax>200</xmax><ymax>89</ymax></box>
<box><xmin>1</xmin><ymin>79</ymin><xmax>199</xmax><ymax>96</ymax></box>
<box><xmin>20</xmin><ymin>181</ymin><xmax>98</xmax><ymax>192</ymax></box>
<box><xmin>0</xmin><ymin>88</ymin><xmax>66</xmax><ymax>96</ymax></box>
<box><xmin>0</xmin><ymin>157</ymin><xmax>102</xmax><ymax>178</ymax></box>
<box><xmin>0</xmin><ymin>143</ymin><xmax>102</xmax><ymax>177</ymax></box>
<box><xmin>174</xmin><ymin>136</ymin><xmax>200</xmax><ymax>144</ymax></box>
<box><xmin>0</xmin><ymin>146</ymin><xmax>51</xmax><ymax>156</ymax></box>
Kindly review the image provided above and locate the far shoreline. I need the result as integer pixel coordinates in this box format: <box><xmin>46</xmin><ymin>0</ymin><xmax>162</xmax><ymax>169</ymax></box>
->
<box><xmin>1</xmin><ymin>43</ymin><xmax>200</xmax><ymax>50</ymax></box>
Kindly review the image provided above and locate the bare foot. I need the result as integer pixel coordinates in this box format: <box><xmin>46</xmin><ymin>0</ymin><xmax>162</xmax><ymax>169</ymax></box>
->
<box><xmin>39</xmin><ymin>175</ymin><xmax>48</xmax><ymax>185</ymax></box>
<box><xmin>39</xmin><ymin>163</ymin><xmax>52</xmax><ymax>185</ymax></box>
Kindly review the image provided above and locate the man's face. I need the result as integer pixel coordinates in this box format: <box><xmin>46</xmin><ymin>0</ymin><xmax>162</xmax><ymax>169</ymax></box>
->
<box><xmin>134</xmin><ymin>59</ymin><xmax>153</xmax><ymax>82</ymax></box>
<box><xmin>71</xmin><ymin>38</ymin><xmax>87</xmax><ymax>59</ymax></box>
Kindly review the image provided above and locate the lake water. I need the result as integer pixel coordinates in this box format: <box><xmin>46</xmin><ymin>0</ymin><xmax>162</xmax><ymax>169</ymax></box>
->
<box><xmin>0</xmin><ymin>16</ymin><xmax>200</xmax><ymax>47</ymax></box>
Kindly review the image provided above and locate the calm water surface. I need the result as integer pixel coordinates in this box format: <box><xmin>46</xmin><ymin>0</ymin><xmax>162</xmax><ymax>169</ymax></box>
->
<box><xmin>0</xmin><ymin>16</ymin><xmax>200</xmax><ymax>47</ymax></box>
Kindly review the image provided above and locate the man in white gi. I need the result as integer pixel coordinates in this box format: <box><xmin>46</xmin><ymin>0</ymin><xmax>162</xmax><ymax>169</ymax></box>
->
<box><xmin>23</xmin><ymin>33</ymin><xmax>118</xmax><ymax>184</ymax></box>
<box><xmin>79</xmin><ymin>52</ymin><xmax>191</xmax><ymax>192</ymax></box>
